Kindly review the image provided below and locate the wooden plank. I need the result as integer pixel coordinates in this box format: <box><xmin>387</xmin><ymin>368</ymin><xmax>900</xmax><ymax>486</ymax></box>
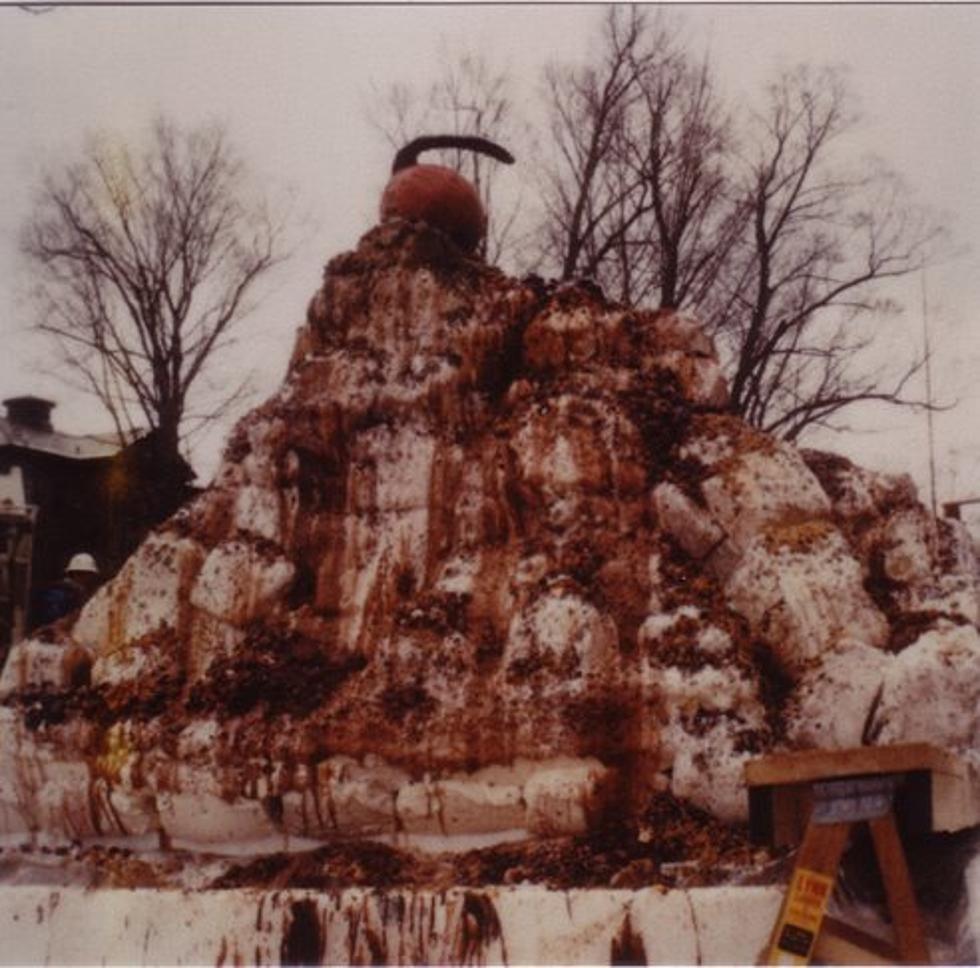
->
<box><xmin>765</xmin><ymin>820</ymin><xmax>851</xmax><ymax>964</ymax></box>
<box><xmin>753</xmin><ymin>783</ymin><xmax>813</xmax><ymax>848</ymax></box>
<box><xmin>813</xmin><ymin>915</ymin><xmax>898</xmax><ymax>966</ymax></box>
<box><xmin>869</xmin><ymin>812</ymin><xmax>931</xmax><ymax>965</ymax></box>
<box><xmin>752</xmin><ymin>766</ymin><xmax>979</xmax><ymax>842</ymax></box>
<box><xmin>771</xmin><ymin>784</ymin><xmax>812</xmax><ymax>848</ymax></box>
<box><xmin>745</xmin><ymin>744</ymin><xmax>958</xmax><ymax>788</ymax></box>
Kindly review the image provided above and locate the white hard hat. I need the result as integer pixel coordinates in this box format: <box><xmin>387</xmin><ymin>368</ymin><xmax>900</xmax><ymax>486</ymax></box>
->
<box><xmin>66</xmin><ymin>552</ymin><xmax>99</xmax><ymax>575</ymax></box>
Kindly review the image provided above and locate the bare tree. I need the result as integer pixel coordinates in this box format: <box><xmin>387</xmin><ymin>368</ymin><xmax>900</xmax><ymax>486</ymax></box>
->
<box><xmin>535</xmin><ymin>6</ymin><xmax>654</xmax><ymax>298</ymax></box>
<box><xmin>22</xmin><ymin>118</ymin><xmax>286</xmax><ymax>485</ymax></box>
<box><xmin>536</xmin><ymin>12</ymin><xmax>944</xmax><ymax>439</ymax></box>
<box><xmin>627</xmin><ymin>50</ymin><xmax>744</xmax><ymax>310</ymax></box>
<box><xmin>711</xmin><ymin>67</ymin><xmax>943</xmax><ymax>439</ymax></box>
<box><xmin>536</xmin><ymin>8</ymin><xmax>742</xmax><ymax>309</ymax></box>
<box><xmin>370</xmin><ymin>49</ymin><xmax>524</xmax><ymax>265</ymax></box>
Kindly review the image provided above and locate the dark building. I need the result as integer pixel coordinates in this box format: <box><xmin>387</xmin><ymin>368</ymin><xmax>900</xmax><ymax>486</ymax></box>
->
<box><xmin>0</xmin><ymin>465</ymin><xmax>34</xmax><ymax>650</ymax></box>
<box><xmin>0</xmin><ymin>395</ymin><xmax>195</xmax><ymax>658</ymax></box>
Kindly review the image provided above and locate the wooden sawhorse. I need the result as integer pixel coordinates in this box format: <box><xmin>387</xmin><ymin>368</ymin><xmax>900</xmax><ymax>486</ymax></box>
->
<box><xmin>745</xmin><ymin>743</ymin><xmax>979</xmax><ymax>965</ymax></box>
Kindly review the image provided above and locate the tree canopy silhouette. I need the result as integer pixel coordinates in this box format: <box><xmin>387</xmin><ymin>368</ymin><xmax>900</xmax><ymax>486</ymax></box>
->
<box><xmin>23</xmin><ymin>118</ymin><xmax>286</xmax><ymax>496</ymax></box>
<box><xmin>531</xmin><ymin>8</ymin><xmax>943</xmax><ymax>438</ymax></box>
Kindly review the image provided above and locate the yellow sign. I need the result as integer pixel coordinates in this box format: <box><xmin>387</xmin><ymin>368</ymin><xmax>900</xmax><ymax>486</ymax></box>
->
<box><xmin>767</xmin><ymin>867</ymin><xmax>835</xmax><ymax>965</ymax></box>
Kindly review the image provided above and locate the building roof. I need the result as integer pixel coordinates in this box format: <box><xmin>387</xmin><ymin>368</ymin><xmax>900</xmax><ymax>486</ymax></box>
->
<box><xmin>0</xmin><ymin>414</ymin><xmax>130</xmax><ymax>461</ymax></box>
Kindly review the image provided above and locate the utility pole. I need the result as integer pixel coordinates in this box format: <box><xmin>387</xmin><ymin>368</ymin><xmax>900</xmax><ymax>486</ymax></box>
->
<box><xmin>921</xmin><ymin>269</ymin><xmax>940</xmax><ymax>562</ymax></box>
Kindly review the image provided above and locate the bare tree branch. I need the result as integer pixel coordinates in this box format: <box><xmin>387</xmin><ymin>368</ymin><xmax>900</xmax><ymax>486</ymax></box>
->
<box><xmin>533</xmin><ymin>8</ymin><xmax>745</xmax><ymax>312</ymax></box>
<box><xmin>22</xmin><ymin>117</ymin><xmax>288</xmax><ymax>485</ymax></box>
<box><xmin>533</xmin><ymin>23</ymin><xmax>949</xmax><ymax>440</ymax></box>
<box><xmin>710</xmin><ymin>66</ymin><xmax>946</xmax><ymax>436</ymax></box>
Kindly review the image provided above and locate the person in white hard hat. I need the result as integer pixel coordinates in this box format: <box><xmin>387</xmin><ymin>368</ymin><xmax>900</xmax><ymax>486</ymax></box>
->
<box><xmin>66</xmin><ymin>552</ymin><xmax>99</xmax><ymax>586</ymax></box>
<box><xmin>37</xmin><ymin>552</ymin><xmax>101</xmax><ymax>626</ymax></box>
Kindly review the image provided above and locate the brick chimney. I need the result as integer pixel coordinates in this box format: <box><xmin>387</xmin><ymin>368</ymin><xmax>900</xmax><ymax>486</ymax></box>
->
<box><xmin>3</xmin><ymin>396</ymin><xmax>55</xmax><ymax>432</ymax></box>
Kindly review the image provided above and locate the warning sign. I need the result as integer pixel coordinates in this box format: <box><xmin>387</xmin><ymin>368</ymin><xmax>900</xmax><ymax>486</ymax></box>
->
<box><xmin>767</xmin><ymin>867</ymin><xmax>835</xmax><ymax>965</ymax></box>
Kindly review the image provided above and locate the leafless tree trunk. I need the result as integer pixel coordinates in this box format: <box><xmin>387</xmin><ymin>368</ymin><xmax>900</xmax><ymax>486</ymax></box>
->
<box><xmin>22</xmin><ymin>118</ymin><xmax>286</xmax><ymax>480</ymax></box>
<box><xmin>628</xmin><ymin>54</ymin><xmax>744</xmax><ymax>310</ymax></box>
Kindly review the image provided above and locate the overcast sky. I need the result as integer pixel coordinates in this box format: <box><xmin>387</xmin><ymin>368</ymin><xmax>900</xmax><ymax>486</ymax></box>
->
<box><xmin>1</xmin><ymin>3</ymin><xmax>978</xmax><ymax>520</ymax></box>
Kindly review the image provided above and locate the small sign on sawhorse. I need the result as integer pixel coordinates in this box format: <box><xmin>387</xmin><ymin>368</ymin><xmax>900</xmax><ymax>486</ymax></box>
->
<box><xmin>746</xmin><ymin>743</ymin><xmax>980</xmax><ymax>965</ymax></box>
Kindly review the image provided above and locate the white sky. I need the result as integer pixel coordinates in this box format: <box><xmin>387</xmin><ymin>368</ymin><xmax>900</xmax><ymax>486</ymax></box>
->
<box><xmin>1</xmin><ymin>2</ymin><xmax>978</xmax><ymax>522</ymax></box>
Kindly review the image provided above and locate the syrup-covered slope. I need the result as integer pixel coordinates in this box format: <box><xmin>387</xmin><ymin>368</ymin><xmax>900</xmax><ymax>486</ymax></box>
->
<box><xmin>1</xmin><ymin>221</ymin><xmax>977</xmax><ymax>853</ymax></box>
